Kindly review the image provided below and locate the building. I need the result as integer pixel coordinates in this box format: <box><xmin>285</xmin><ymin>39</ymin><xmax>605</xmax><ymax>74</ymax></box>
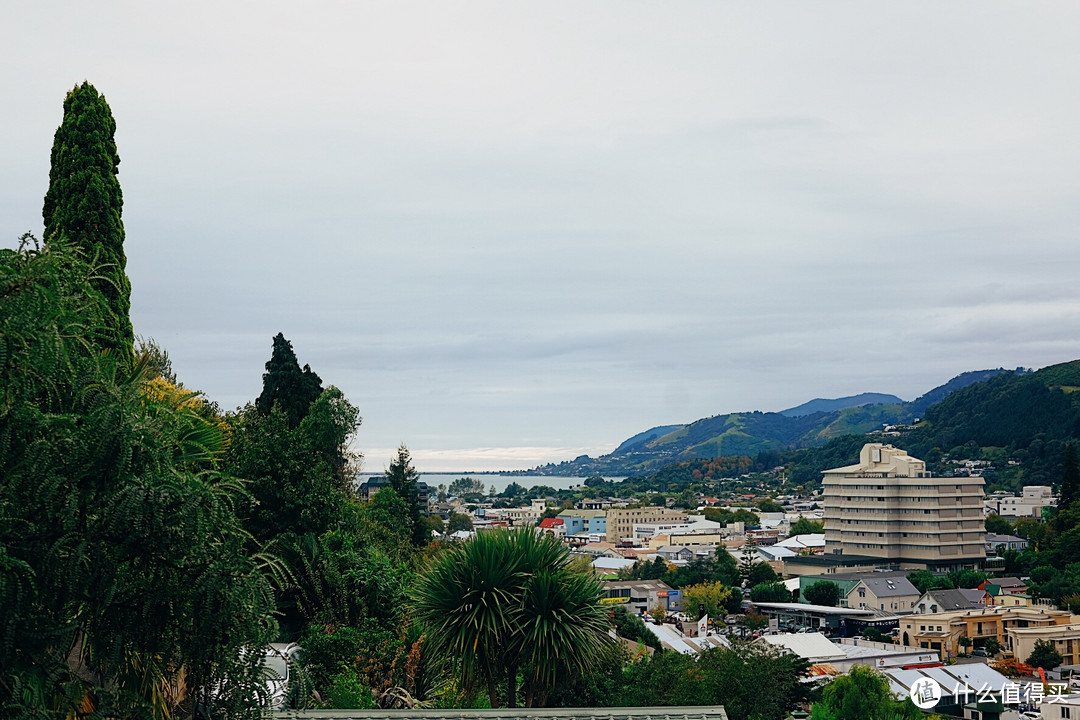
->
<box><xmin>986</xmin><ymin>485</ymin><xmax>1057</xmax><ymax>519</ymax></box>
<box><xmin>848</xmin><ymin>576</ymin><xmax>920</xmax><ymax>615</ymax></box>
<box><xmin>606</xmin><ymin>507</ymin><xmax>687</xmax><ymax>543</ymax></box>
<box><xmin>898</xmin><ymin>605</ymin><xmax>1075</xmax><ymax>660</ymax></box>
<box><xmin>822</xmin><ymin>443</ymin><xmax>985</xmax><ymax>569</ymax></box>
<box><xmin>602</xmin><ymin>580</ymin><xmax>679</xmax><ymax>615</ymax></box>
<box><xmin>556</xmin><ymin>509</ymin><xmax>607</xmax><ymax>536</ymax></box>
<box><xmin>537</xmin><ymin>517</ymin><xmax>566</xmax><ymax>538</ymax></box>
<box><xmin>798</xmin><ymin>570</ymin><xmax>910</xmax><ymax>608</ymax></box>
<box><xmin>985</xmin><ymin>533</ymin><xmax>1029</xmax><ymax>554</ymax></box>
<box><xmin>914</xmin><ymin>588</ymin><xmax>984</xmax><ymax>614</ymax></box>
<box><xmin>358</xmin><ymin>476</ymin><xmax>431</xmax><ymax>513</ymax></box>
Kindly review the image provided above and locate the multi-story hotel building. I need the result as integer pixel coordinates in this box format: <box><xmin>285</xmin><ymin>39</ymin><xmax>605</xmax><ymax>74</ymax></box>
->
<box><xmin>822</xmin><ymin>443</ymin><xmax>984</xmax><ymax>569</ymax></box>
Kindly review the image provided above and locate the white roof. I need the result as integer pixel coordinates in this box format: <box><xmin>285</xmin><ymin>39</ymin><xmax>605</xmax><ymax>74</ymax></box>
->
<box><xmin>776</xmin><ymin>533</ymin><xmax>825</xmax><ymax>549</ymax></box>
<box><xmin>649</xmin><ymin>622</ymin><xmax>704</xmax><ymax>655</ymax></box>
<box><xmin>783</xmin><ymin>578</ymin><xmax>802</xmax><ymax>592</ymax></box>
<box><xmin>760</xmin><ymin>632</ymin><xmax>845</xmax><ymax>661</ymax></box>
<box><xmin>591</xmin><ymin>557</ymin><xmax>636</xmax><ymax>571</ymax></box>
<box><xmin>752</xmin><ymin>602</ymin><xmax>875</xmax><ymax>616</ymax></box>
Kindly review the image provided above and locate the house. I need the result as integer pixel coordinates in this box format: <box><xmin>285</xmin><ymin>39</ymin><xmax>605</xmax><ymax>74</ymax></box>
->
<box><xmin>984</xmin><ymin>533</ymin><xmax>1029</xmax><ymax>554</ymax></box>
<box><xmin>979</xmin><ymin>577</ymin><xmax>1028</xmax><ymax>595</ymax></box>
<box><xmin>656</xmin><ymin>545</ymin><xmax>694</xmax><ymax>562</ymax></box>
<box><xmin>847</xmin><ymin>576</ymin><xmax>920</xmax><ymax>614</ymax></box>
<box><xmin>537</xmin><ymin>517</ymin><xmax>566</xmax><ymax>538</ymax></box>
<box><xmin>914</xmin><ymin>588</ymin><xmax>984</xmax><ymax>614</ymax></box>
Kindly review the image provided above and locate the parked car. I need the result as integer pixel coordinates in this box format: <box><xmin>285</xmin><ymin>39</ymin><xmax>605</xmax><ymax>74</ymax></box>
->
<box><xmin>261</xmin><ymin>643</ymin><xmax>301</xmax><ymax>709</ymax></box>
<box><xmin>972</xmin><ymin>647</ymin><xmax>987</xmax><ymax>657</ymax></box>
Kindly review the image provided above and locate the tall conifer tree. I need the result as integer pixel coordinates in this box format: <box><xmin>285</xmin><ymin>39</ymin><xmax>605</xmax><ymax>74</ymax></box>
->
<box><xmin>43</xmin><ymin>82</ymin><xmax>133</xmax><ymax>367</ymax></box>
<box><xmin>256</xmin><ymin>333</ymin><xmax>323</xmax><ymax>428</ymax></box>
<box><xmin>1062</xmin><ymin>443</ymin><xmax>1080</xmax><ymax>512</ymax></box>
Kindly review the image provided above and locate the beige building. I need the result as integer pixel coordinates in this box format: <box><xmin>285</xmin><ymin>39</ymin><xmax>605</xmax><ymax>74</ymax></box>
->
<box><xmin>1008</xmin><ymin>622</ymin><xmax>1080</xmax><ymax>668</ymax></box>
<box><xmin>898</xmin><ymin>605</ymin><xmax>1074</xmax><ymax>660</ymax></box>
<box><xmin>606</xmin><ymin>507</ymin><xmax>687</xmax><ymax>543</ymax></box>
<box><xmin>822</xmin><ymin>443</ymin><xmax>985</xmax><ymax>569</ymax></box>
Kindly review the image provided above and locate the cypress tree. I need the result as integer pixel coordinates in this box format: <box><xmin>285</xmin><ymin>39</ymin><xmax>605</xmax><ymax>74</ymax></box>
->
<box><xmin>386</xmin><ymin>444</ymin><xmax>429</xmax><ymax>546</ymax></box>
<box><xmin>256</xmin><ymin>333</ymin><xmax>323</xmax><ymax>428</ymax></box>
<box><xmin>43</xmin><ymin>82</ymin><xmax>133</xmax><ymax>367</ymax></box>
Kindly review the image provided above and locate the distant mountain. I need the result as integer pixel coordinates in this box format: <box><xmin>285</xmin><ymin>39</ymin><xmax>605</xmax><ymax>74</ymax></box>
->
<box><xmin>780</xmin><ymin>393</ymin><xmax>905</xmax><ymax>417</ymax></box>
<box><xmin>530</xmin><ymin>367</ymin><xmax>1046</xmax><ymax>477</ymax></box>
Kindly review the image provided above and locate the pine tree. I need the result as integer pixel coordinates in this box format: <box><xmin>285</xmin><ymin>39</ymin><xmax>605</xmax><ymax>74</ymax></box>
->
<box><xmin>256</xmin><ymin>333</ymin><xmax>323</xmax><ymax>428</ymax></box>
<box><xmin>386</xmin><ymin>444</ymin><xmax>429</xmax><ymax>546</ymax></box>
<box><xmin>42</xmin><ymin>82</ymin><xmax>133</xmax><ymax>367</ymax></box>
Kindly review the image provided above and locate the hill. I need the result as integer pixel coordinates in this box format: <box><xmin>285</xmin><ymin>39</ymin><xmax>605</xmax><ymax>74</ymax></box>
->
<box><xmin>780</xmin><ymin>393</ymin><xmax>904</xmax><ymax>417</ymax></box>
<box><xmin>530</xmin><ymin>366</ymin><xmax>1056</xmax><ymax>477</ymax></box>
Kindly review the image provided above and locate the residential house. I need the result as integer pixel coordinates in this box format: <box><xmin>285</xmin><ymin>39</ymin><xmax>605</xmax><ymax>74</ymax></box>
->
<box><xmin>914</xmin><ymin>588</ymin><xmax>984</xmax><ymax>614</ymax></box>
<box><xmin>847</xmin><ymin>576</ymin><xmax>920</xmax><ymax>614</ymax></box>
<box><xmin>537</xmin><ymin>517</ymin><xmax>566</xmax><ymax>538</ymax></box>
<box><xmin>985</xmin><ymin>533</ymin><xmax>1029</xmax><ymax>554</ymax></box>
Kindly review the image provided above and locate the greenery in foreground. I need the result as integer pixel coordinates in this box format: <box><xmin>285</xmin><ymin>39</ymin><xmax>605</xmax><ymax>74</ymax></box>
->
<box><xmin>0</xmin><ymin>82</ymin><xmax>818</xmax><ymax>720</ymax></box>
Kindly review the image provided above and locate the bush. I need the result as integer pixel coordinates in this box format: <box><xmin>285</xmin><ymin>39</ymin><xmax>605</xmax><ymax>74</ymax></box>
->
<box><xmin>327</xmin><ymin>669</ymin><xmax>376</xmax><ymax>709</ymax></box>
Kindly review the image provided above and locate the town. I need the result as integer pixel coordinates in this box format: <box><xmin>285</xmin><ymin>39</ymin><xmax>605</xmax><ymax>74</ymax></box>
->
<box><xmin>377</xmin><ymin>442</ymin><xmax>1079</xmax><ymax>720</ymax></box>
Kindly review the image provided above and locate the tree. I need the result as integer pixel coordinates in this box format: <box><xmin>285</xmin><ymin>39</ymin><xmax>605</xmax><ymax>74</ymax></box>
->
<box><xmin>907</xmin><ymin>570</ymin><xmax>954</xmax><ymax>594</ymax></box>
<box><xmin>0</xmin><ymin>241</ymin><xmax>275</xmax><ymax>718</ymax></box>
<box><xmin>682</xmin><ymin>581</ymin><xmax>734</xmax><ymax>620</ymax></box>
<box><xmin>42</xmin><ymin>82</ymin><xmax>133</xmax><ymax>368</ymax></box>
<box><xmin>386</xmin><ymin>444</ymin><xmax>429</xmax><ymax>546</ymax></box>
<box><xmin>412</xmin><ymin>528</ymin><xmax>612</xmax><ymax>708</ymax></box>
<box><xmin>983</xmin><ymin>637</ymin><xmax>1001</xmax><ymax>656</ymax></box>
<box><xmin>747</xmin><ymin>561</ymin><xmax>779</xmax><ymax>587</ymax></box>
<box><xmin>738</xmin><ymin>536</ymin><xmax>760</xmax><ymax>584</ymax></box>
<box><xmin>804</xmin><ymin>581</ymin><xmax>841</xmax><ymax>607</ymax></box>
<box><xmin>757</xmin><ymin>498</ymin><xmax>784</xmax><ymax>513</ymax></box>
<box><xmin>1027</xmin><ymin>639</ymin><xmax>1064</xmax><ymax>671</ymax></box>
<box><xmin>750</xmin><ymin>582</ymin><xmax>791</xmax><ymax>603</ymax></box>
<box><xmin>958</xmin><ymin>635</ymin><xmax>972</xmax><ymax>656</ymax></box>
<box><xmin>256</xmin><ymin>332</ymin><xmax>324</xmax><ymax>428</ymax></box>
<box><xmin>811</xmin><ymin>664</ymin><xmax>920</xmax><ymax>720</ymax></box>
<box><xmin>1062</xmin><ymin>443</ymin><xmax>1080</xmax><ymax>513</ymax></box>
<box><xmin>984</xmin><ymin>513</ymin><xmax>1014</xmax><ymax>535</ymax></box>
<box><xmin>790</xmin><ymin>516</ymin><xmax>825</xmax><ymax>536</ymax></box>
<box><xmin>447</xmin><ymin>512</ymin><xmax>473</xmax><ymax>533</ymax></box>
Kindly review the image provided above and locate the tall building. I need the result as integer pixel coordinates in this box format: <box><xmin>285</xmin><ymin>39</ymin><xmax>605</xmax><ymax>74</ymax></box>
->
<box><xmin>822</xmin><ymin>443</ymin><xmax>984</xmax><ymax>569</ymax></box>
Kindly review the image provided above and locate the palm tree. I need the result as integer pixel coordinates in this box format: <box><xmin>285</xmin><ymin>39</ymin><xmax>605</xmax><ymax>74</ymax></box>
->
<box><xmin>412</xmin><ymin>528</ymin><xmax>612</xmax><ymax>708</ymax></box>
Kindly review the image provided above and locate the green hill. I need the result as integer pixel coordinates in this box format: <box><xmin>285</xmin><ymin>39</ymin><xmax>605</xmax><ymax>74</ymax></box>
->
<box><xmin>531</xmin><ymin>365</ymin><xmax>1070</xmax><ymax>477</ymax></box>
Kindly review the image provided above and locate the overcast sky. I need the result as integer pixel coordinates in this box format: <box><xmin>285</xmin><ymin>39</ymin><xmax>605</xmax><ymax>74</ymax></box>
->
<box><xmin>4</xmin><ymin>3</ymin><xmax>1080</xmax><ymax>471</ymax></box>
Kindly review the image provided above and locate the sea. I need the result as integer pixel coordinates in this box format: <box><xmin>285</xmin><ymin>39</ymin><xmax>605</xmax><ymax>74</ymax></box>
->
<box><xmin>361</xmin><ymin>473</ymin><xmax>627</xmax><ymax>495</ymax></box>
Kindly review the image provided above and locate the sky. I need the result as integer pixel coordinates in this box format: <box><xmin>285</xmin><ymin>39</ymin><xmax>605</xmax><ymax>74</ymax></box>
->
<box><xmin>4</xmin><ymin>3</ymin><xmax>1080</xmax><ymax>472</ymax></box>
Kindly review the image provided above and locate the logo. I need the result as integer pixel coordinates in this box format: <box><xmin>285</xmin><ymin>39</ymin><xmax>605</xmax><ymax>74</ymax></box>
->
<box><xmin>909</xmin><ymin>677</ymin><xmax>942</xmax><ymax>710</ymax></box>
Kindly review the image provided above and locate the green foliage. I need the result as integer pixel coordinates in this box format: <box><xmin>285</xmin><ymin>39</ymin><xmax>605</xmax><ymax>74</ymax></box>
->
<box><xmin>750</xmin><ymin>582</ymin><xmax>791</xmax><ymax>603</ymax></box>
<box><xmin>447</xmin><ymin>512</ymin><xmax>474</xmax><ymax>533</ymax></box>
<box><xmin>1062</xmin><ymin>443</ymin><xmax>1080</xmax><ymax>513</ymax></box>
<box><xmin>619</xmin><ymin>642</ymin><xmax>810</xmax><ymax>720</ymax></box>
<box><xmin>947</xmin><ymin>569</ymin><xmax>988</xmax><ymax>589</ymax></box>
<box><xmin>1027</xmin><ymin>639</ymin><xmax>1064</xmax><ymax>670</ymax></box>
<box><xmin>327</xmin><ymin>669</ymin><xmax>376</xmax><ymax>709</ymax></box>
<box><xmin>703</xmin><ymin>507</ymin><xmax>761</xmax><ymax>527</ymax></box>
<box><xmin>225</xmin><ymin>396</ymin><xmax>357</xmax><ymax>545</ymax></box>
<box><xmin>906</xmin><ymin>570</ymin><xmax>955</xmax><ymax>594</ymax></box>
<box><xmin>790</xmin><ymin>516</ymin><xmax>825</xmax><ymax>536</ymax></box>
<box><xmin>682</xmin><ymin>581</ymin><xmax>734</xmax><ymax>620</ymax></box>
<box><xmin>386</xmin><ymin>444</ymin><xmax>429</xmax><ymax>546</ymax></box>
<box><xmin>42</xmin><ymin>82</ymin><xmax>133</xmax><ymax>368</ymax></box>
<box><xmin>805</xmin><ymin>581</ymin><xmax>841</xmax><ymax>607</ymax></box>
<box><xmin>611</xmin><ymin>606</ymin><xmax>660</xmax><ymax>650</ymax></box>
<box><xmin>256</xmin><ymin>333</ymin><xmax>324</xmax><ymax>428</ymax></box>
<box><xmin>0</xmin><ymin>241</ymin><xmax>275</xmax><ymax>719</ymax></box>
<box><xmin>811</xmin><ymin>664</ymin><xmax>920</xmax><ymax>720</ymax></box>
<box><xmin>757</xmin><ymin>498</ymin><xmax>784</xmax><ymax>513</ymax></box>
<box><xmin>412</xmin><ymin>528</ymin><xmax>613</xmax><ymax>707</ymax></box>
<box><xmin>985</xmin><ymin>513</ymin><xmax>1014</xmax><ymax>535</ymax></box>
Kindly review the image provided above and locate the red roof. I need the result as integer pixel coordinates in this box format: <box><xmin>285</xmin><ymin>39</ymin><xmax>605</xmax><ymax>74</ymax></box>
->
<box><xmin>538</xmin><ymin>518</ymin><xmax>564</xmax><ymax>529</ymax></box>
